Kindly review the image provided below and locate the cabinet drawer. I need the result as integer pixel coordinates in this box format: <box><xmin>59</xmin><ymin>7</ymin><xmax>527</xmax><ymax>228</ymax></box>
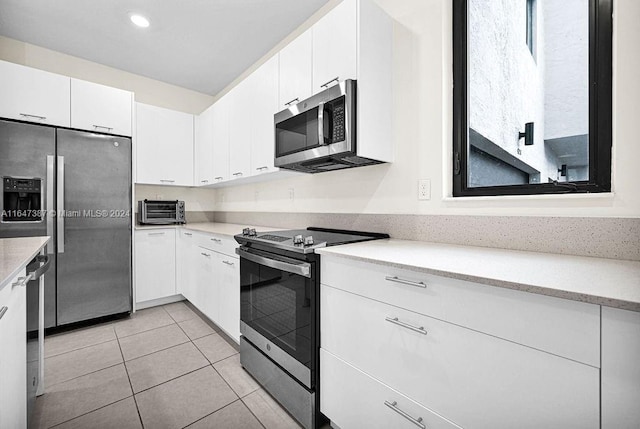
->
<box><xmin>321</xmin><ymin>285</ymin><xmax>599</xmax><ymax>429</ymax></box>
<box><xmin>321</xmin><ymin>349</ymin><xmax>462</xmax><ymax>429</ymax></box>
<box><xmin>197</xmin><ymin>233</ymin><xmax>237</xmax><ymax>257</ymax></box>
<box><xmin>321</xmin><ymin>255</ymin><xmax>600</xmax><ymax>366</ymax></box>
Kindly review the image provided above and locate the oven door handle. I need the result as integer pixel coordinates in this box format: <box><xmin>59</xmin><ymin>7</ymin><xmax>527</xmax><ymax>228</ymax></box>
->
<box><xmin>236</xmin><ymin>248</ymin><xmax>311</xmax><ymax>278</ymax></box>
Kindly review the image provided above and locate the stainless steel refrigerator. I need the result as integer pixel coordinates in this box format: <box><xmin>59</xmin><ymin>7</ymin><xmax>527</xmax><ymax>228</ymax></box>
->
<box><xmin>0</xmin><ymin>119</ymin><xmax>132</xmax><ymax>330</ymax></box>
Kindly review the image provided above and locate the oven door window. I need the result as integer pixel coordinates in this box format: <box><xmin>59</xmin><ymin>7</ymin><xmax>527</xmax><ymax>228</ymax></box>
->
<box><xmin>275</xmin><ymin>107</ymin><xmax>320</xmax><ymax>157</ymax></box>
<box><xmin>240</xmin><ymin>257</ymin><xmax>312</xmax><ymax>368</ymax></box>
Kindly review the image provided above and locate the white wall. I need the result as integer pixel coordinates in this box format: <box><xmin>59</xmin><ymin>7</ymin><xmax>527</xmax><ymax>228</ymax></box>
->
<box><xmin>468</xmin><ymin>0</ymin><xmax>551</xmax><ymax>179</ymax></box>
<box><xmin>0</xmin><ymin>35</ymin><xmax>214</xmax><ymax>114</ymax></box>
<box><xmin>214</xmin><ymin>0</ymin><xmax>640</xmax><ymax>218</ymax></box>
<box><xmin>544</xmin><ymin>0</ymin><xmax>589</xmax><ymax>139</ymax></box>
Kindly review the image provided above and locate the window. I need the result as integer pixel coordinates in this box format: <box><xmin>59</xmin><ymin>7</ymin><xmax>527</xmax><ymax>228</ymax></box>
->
<box><xmin>453</xmin><ymin>0</ymin><xmax>612</xmax><ymax>197</ymax></box>
<box><xmin>526</xmin><ymin>0</ymin><xmax>536</xmax><ymax>57</ymax></box>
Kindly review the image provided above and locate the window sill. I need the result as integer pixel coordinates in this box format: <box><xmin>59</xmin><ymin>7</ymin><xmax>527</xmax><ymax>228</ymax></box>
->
<box><xmin>442</xmin><ymin>192</ymin><xmax>615</xmax><ymax>203</ymax></box>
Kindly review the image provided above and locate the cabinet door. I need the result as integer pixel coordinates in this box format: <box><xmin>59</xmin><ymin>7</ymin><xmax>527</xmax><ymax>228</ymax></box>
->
<box><xmin>195</xmin><ymin>105</ymin><xmax>215</xmax><ymax>185</ymax></box>
<box><xmin>228</xmin><ymin>82</ymin><xmax>252</xmax><ymax>180</ymax></box>
<box><xmin>134</xmin><ymin>229</ymin><xmax>176</xmax><ymax>303</ymax></box>
<box><xmin>278</xmin><ymin>30</ymin><xmax>313</xmax><ymax>109</ymax></box>
<box><xmin>251</xmin><ymin>56</ymin><xmax>280</xmax><ymax>176</ymax></box>
<box><xmin>136</xmin><ymin>103</ymin><xmax>194</xmax><ymax>186</ymax></box>
<box><xmin>70</xmin><ymin>79</ymin><xmax>133</xmax><ymax>136</ymax></box>
<box><xmin>602</xmin><ymin>307</ymin><xmax>640</xmax><ymax>429</ymax></box>
<box><xmin>217</xmin><ymin>254</ymin><xmax>240</xmax><ymax>343</ymax></box>
<box><xmin>312</xmin><ymin>0</ymin><xmax>357</xmax><ymax>93</ymax></box>
<box><xmin>176</xmin><ymin>230</ymin><xmax>198</xmax><ymax>301</ymax></box>
<box><xmin>0</xmin><ymin>60</ymin><xmax>70</xmax><ymax>127</ymax></box>
<box><xmin>0</xmin><ymin>270</ymin><xmax>27</xmax><ymax>429</ymax></box>
<box><xmin>212</xmin><ymin>95</ymin><xmax>230</xmax><ymax>183</ymax></box>
<box><xmin>195</xmin><ymin>248</ymin><xmax>218</xmax><ymax>322</ymax></box>
<box><xmin>321</xmin><ymin>285</ymin><xmax>600</xmax><ymax>429</ymax></box>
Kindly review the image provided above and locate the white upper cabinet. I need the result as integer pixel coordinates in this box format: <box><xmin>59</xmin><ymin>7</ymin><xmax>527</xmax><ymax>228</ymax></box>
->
<box><xmin>278</xmin><ymin>30</ymin><xmax>313</xmax><ymax>109</ymax></box>
<box><xmin>312</xmin><ymin>0</ymin><xmax>357</xmax><ymax>92</ymax></box>
<box><xmin>70</xmin><ymin>79</ymin><xmax>133</xmax><ymax>136</ymax></box>
<box><xmin>251</xmin><ymin>56</ymin><xmax>280</xmax><ymax>176</ymax></box>
<box><xmin>135</xmin><ymin>102</ymin><xmax>194</xmax><ymax>187</ymax></box>
<box><xmin>212</xmin><ymin>95</ymin><xmax>230</xmax><ymax>183</ymax></box>
<box><xmin>195</xmin><ymin>104</ymin><xmax>215</xmax><ymax>185</ymax></box>
<box><xmin>0</xmin><ymin>60</ymin><xmax>70</xmax><ymax>127</ymax></box>
<box><xmin>228</xmin><ymin>80</ymin><xmax>252</xmax><ymax>180</ymax></box>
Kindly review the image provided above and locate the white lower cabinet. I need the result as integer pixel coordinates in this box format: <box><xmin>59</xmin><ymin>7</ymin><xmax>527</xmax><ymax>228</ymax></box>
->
<box><xmin>173</xmin><ymin>229</ymin><xmax>240</xmax><ymax>343</ymax></box>
<box><xmin>134</xmin><ymin>229</ymin><xmax>176</xmax><ymax>303</ymax></box>
<box><xmin>321</xmin><ymin>284</ymin><xmax>600</xmax><ymax>429</ymax></box>
<box><xmin>601</xmin><ymin>307</ymin><xmax>640</xmax><ymax>428</ymax></box>
<box><xmin>176</xmin><ymin>230</ymin><xmax>199</xmax><ymax>301</ymax></box>
<box><xmin>216</xmin><ymin>253</ymin><xmax>240</xmax><ymax>342</ymax></box>
<box><xmin>0</xmin><ymin>269</ymin><xmax>27</xmax><ymax>429</ymax></box>
<box><xmin>321</xmin><ymin>349</ymin><xmax>462</xmax><ymax>429</ymax></box>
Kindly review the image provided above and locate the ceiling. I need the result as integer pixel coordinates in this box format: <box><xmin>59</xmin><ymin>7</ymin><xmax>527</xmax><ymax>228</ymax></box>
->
<box><xmin>0</xmin><ymin>0</ymin><xmax>329</xmax><ymax>95</ymax></box>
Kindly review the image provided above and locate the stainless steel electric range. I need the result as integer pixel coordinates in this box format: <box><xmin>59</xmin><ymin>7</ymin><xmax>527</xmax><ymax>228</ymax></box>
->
<box><xmin>235</xmin><ymin>227</ymin><xmax>389</xmax><ymax>429</ymax></box>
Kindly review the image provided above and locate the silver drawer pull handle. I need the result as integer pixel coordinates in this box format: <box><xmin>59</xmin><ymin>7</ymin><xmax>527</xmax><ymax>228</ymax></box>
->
<box><xmin>222</xmin><ymin>260</ymin><xmax>234</xmax><ymax>266</ymax></box>
<box><xmin>256</xmin><ymin>166</ymin><xmax>268</xmax><ymax>171</ymax></box>
<box><xmin>385</xmin><ymin>276</ymin><xmax>427</xmax><ymax>289</ymax></box>
<box><xmin>160</xmin><ymin>179</ymin><xmax>175</xmax><ymax>183</ymax></box>
<box><xmin>148</xmin><ymin>232</ymin><xmax>165</xmax><ymax>236</ymax></box>
<box><xmin>201</xmin><ymin>252</ymin><xmax>211</xmax><ymax>257</ymax></box>
<box><xmin>320</xmin><ymin>76</ymin><xmax>340</xmax><ymax>88</ymax></box>
<box><xmin>284</xmin><ymin>97</ymin><xmax>299</xmax><ymax>106</ymax></box>
<box><xmin>184</xmin><ymin>232</ymin><xmax>193</xmax><ymax>236</ymax></box>
<box><xmin>93</xmin><ymin>124</ymin><xmax>113</xmax><ymax>131</ymax></box>
<box><xmin>385</xmin><ymin>317</ymin><xmax>427</xmax><ymax>335</ymax></box>
<box><xmin>215</xmin><ymin>177</ymin><xmax>224</xmax><ymax>180</ymax></box>
<box><xmin>20</xmin><ymin>113</ymin><xmax>47</xmax><ymax>120</ymax></box>
<box><xmin>0</xmin><ymin>306</ymin><xmax>7</xmax><ymax>320</ymax></box>
<box><xmin>232</xmin><ymin>172</ymin><xmax>243</xmax><ymax>177</ymax></box>
<box><xmin>384</xmin><ymin>401</ymin><xmax>425</xmax><ymax>429</ymax></box>
<box><xmin>211</xmin><ymin>238</ymin><xmax>222</xmax><ymax>243</ymax></box>
<box><xmin>201</xmin><ymin>180</ymin><xmax>209</xmax><ymax>183</ymax></box>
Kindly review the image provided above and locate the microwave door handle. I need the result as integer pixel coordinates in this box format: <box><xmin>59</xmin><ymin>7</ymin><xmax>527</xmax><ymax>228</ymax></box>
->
<box><xmin>317</xmin><ymin>102</ymin><xmax>325</xmax><ymax>145</ymax></box>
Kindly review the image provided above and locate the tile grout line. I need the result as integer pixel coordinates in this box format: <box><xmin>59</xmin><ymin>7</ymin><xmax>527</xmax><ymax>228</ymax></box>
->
<box><xmin>122</xmin><ymin>337</ymin><xmax>192</xmax><ymax>363</ymax></box>
<box><xmin>240</xmin><ymin>395</ymin><xmax>269</xmax><ymax>429</ymax></box>
<box><xmin>44</xmin><ymin>325</ymin><xmax>119</xmax><ymax>359</ymax></box>
<box><xmin>115</xmin><ymin>325</ymin><xmax>145</xmax><ymax>429</ymax></box>
<box><xmin>47</xmin><ymin>396</ymin><xmax>136</xmax><ymax>429</ymax></box>
<box><xmin>45</xmin><ymin>361</ymin><xmax>124</xmax><ymax>391</ymax></box>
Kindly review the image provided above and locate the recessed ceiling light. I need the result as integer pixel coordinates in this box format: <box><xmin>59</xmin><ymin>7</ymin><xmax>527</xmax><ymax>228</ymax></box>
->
<box><xmin>130</xmin><ymin>14</ymin><xmax>150</xmax><ymax>28</ymax></box>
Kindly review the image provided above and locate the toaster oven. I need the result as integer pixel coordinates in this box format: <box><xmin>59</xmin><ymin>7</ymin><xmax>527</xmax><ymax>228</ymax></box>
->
<box><xmin>137</xmin><ymin>200</ymin><xmax>185</xmax><ymax>225</ymax></box>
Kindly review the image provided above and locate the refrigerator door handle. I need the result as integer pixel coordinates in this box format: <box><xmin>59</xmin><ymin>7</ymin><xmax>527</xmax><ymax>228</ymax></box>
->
<box><xmin>57</xmin><ymin>155</ymin><xmax>64</xmax><ymax>253</ymax></box>
<box><xmin>46</xmin><ymin>156</ymin><xmax>55</xmax><ymax>254</ymax></box>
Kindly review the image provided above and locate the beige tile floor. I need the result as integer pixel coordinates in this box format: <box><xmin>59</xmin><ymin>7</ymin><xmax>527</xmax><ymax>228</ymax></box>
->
<box><xmin>30</xmin><ymin>302</ymin><xmax>303</xmax><ymax>429</ymax></box>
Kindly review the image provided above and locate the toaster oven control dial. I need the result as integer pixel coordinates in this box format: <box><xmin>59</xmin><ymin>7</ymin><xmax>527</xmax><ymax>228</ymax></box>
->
<box><xmin>293</xmin><ymin>234</ymin><xmax>304</xmax><ymax>245</ymax></box>
<box><xmin>303</xmin><ymin>236</ymin><xmax>314</xmax><ymax>246</ymax></box>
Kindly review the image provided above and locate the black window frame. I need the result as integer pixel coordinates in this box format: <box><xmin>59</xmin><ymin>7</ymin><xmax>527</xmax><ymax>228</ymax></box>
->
<box><xmin>453</xmin><ymin>0</ymin><xmax>613</xmax><ymax>197</ymax></box>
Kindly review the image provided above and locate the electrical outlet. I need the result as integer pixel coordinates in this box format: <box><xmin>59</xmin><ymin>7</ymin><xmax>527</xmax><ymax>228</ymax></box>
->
<box><xmin>418</xmin><ymin>179</ymin><xmax>431</xmax><ymax>200</ymax></box>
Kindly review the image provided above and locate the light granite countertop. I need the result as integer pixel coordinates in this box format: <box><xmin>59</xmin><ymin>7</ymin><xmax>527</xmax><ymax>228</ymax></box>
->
<box><xmin>134</xmin><ymin>222</ymin><xmax>282</xmax><ymax>236</ymax></box>
<box><xmin>316</xmin><ymin>239</ymin><xmax>640</xmax><ymax>312</ymax></box>
<box><xmin>0</xmin><ymin>236</ymin><xmax>50</xmax><ymax>291</ymax></box>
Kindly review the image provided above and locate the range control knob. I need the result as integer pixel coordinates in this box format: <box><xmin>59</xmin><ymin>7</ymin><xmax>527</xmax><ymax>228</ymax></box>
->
<box><xmin>249</xmin><ymin>228</ymin><xmax>257</xmax><ymax>237</ymax></box>
<box><xmin>303</xmin><ymin>236</ymin><xmax>314</xmax><ymax>246</ymax></box>
<box><xmin>293</xmin><ymin>234</ymin><xmax>304</xmax><ymax>245</ymax></box>
<box><xmin>242</xmin><ymin>228</ymin><xmax>250</xmax><ymax>236</ymax></box>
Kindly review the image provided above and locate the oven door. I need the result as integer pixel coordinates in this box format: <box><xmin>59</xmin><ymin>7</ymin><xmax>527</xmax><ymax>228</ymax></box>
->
<box><xmin>238</xmin><ymin>246</ymin><xmax>315</xmax><ymax>388</ymax></box>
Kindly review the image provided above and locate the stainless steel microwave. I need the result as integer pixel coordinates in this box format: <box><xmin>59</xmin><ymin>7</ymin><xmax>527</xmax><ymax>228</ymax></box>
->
<box><xmin>274</xmin><ymin>79</ymin><xmax>382</xmax><ymax>173</ymax></box>
<box><xmin>137</xmin><ymin>200</ymin><xmax>185</xmax><ymax>225</ymax></box>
